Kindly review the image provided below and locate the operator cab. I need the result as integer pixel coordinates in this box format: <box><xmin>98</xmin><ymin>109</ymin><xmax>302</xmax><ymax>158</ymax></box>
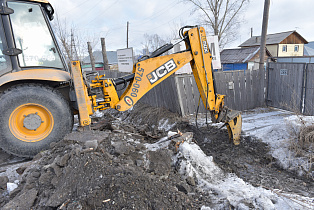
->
<box><xmin>0</xmin><ymin>0</ymin><xmax>66</xmax><ymax>76</ymax></box>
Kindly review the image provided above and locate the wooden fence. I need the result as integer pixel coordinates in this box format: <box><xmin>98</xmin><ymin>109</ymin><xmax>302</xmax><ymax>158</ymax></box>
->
<box><xmin>87</xmin><ymin>62</ymin><xmax>314</xmax><ymax>116</ymax></box>
<box><xmin>267</xmin><ymin>63</ymin><xmax>314</xmax><ymax>115</ymax></box>
<box><xmin>173</xmin><ymin>70</ymin><xmax>264</xmax><ymax>115</ymax></box>
<box><xmin>90</xmin><ymin>69</ymin><xmax>265</xmax><ymax>116</ymax></box>
<box><xmin>304</xmin><ymin>64</ymin><xmax>314</xmax><ymax>115</ymax></box>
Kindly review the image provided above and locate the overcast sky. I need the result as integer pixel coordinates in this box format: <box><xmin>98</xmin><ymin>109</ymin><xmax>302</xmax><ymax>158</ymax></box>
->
<box><xmin>48</xmin><ymin>0</ymin><xmax>314</xmax><ymax>52</ymax></box>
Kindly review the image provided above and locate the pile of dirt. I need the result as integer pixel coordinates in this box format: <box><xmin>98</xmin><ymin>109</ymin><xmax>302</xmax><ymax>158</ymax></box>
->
<box><xmin>0</xmin><ymin>107</ymin><xmax>210</xmax><ymax>209</ymax></box>
<box><xmin>107</xmin><ymin>103</ymin><xmax>181</xmax><ymax>130</ymax></box>
<box><xmin>1</xmin><ymin>103</ymin><xmax>313</xmax><ymax>209</ymax></box>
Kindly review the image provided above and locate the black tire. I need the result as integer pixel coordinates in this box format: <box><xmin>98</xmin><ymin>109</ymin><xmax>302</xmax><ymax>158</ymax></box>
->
<box><xmin>0</xmin><ymin>84</ymin><xmax>73</xmax><ymax>157</ymax></box>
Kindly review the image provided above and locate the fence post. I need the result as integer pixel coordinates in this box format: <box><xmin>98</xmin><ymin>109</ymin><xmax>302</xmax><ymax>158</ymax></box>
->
<box><xmin>302</xmin><ymin>63</ymin><xmax>308</xmax><ymax>114</ymax></box>
<box><xmin>174</xmin><ymin>75</ymin><xmax>185</xmax><ymax>116</ymax></box>
<box><xmin>101</xmin><ymin>38</ymin><xmax>110</xmax><ymax>70</ymax></box>
<box><xmin>87</xmin><ymin>42</ymin><xmax>96</xmax><ymax>72</ymax></box>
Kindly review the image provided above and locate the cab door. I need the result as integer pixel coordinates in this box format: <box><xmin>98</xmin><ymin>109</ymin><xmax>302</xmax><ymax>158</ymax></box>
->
<box><xmin>0</xmin><ymin>15</ymin><xmax>13</xmax><ymax>76</ymax></box>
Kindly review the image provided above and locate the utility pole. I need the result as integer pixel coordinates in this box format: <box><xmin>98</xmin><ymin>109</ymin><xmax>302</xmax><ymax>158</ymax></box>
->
<box><xmin>87</xmin><ymin>42</ymin><xmax>96</xmax><ymax>71</ymax></box>
<box><xmin>101</xmin><ymin>38</ymin><xmax>109</xmax><ymax>70</ymax></box>
<box><xmin>258</xmin><ymin>0</ymin><xmax>270</xmax><ymax>105</ymax></box>
<box><xmin>127</xmin><ymin>21</ymin><xmax>129</xmax><ymax>48</ymax></box>
<box><xmin>70</xmin><ymin>29</ymin><xmax>74</xmax><ymax>61</ymax></box>
<box><xmin>70</xmin><ymin>29</ymin><xmax>79</xmax><ymax>61</ymax></box>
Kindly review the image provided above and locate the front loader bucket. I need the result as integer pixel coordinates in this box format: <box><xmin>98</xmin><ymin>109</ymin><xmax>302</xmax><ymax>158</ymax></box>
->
<box><xmin>226</xmin><ymin>113</ymin><xmax>242</xmax><ymax>145</ymax></box>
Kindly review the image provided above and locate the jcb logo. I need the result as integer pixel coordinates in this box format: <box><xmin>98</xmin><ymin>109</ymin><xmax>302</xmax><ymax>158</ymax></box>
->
<box><xmin>146</xmin><ymin>59</ymin><xmax>177</xmax><ymax>85</ymax></box>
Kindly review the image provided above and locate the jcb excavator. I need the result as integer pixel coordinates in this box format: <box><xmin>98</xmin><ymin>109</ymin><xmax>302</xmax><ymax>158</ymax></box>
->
<box><xmin>0</xmin><ymin>0</ymin><xmax>241</xmax><ymax>157</ymax></box>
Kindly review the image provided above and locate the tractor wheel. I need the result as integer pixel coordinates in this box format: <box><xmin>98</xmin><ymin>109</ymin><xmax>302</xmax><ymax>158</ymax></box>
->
<box><xmin>0</xmin><ymin>84</ymin><xmax>73</xmax><ymax>157</ymax></box>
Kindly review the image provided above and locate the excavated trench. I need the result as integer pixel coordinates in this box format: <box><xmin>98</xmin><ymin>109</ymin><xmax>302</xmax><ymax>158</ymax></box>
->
<box><xmin>0</xmin><ymin>103</ymin><xmax>313</xmax><ymax>209</ymax></box>
<box><xmin>176</xmin><ymin>122</ymin><xmax>314</xmax><ymax>198</ymax></box>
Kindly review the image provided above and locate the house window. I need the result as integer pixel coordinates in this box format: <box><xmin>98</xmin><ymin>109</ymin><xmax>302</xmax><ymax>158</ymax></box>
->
<box><xmin>282</xmin><ymin>45</ymin><xmax>287</xmax><ymax>52</ymax></box>
<box><xmin>294</xmin><ymin>45</ymin><xmax>299</xmax><ymax>52</ymax></box>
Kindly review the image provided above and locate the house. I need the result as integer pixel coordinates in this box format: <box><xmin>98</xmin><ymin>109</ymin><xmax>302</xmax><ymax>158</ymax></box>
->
<box><xmin>220</xmin><ymin>46</ymin><xmax>271</xmax><ymax>71</ymax></box>
<box><xmin>239</xmin><ymin>31</ymin><xmax>308</xmax><ymax>57</ymax></box>
<box><xmin>82</xmin><ymin>51</ymin><xmax>118</xmax><ymax>70</ymax></box>
<box><xmin>272</xmin><ymin>41</ymin><xmax>314</xmax><ymax>63</ymax></box>
<box><xmin>304</xmin><ymin>41</ymin><xmax>314</xmax><ymax>56</ymax></box>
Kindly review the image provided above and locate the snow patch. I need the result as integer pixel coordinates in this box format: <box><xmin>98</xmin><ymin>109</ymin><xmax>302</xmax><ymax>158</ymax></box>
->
<box><xmin>7</xmin><ymin>182</ymin><xmax>18</xmax><ymax>193</ymax></box>
<box><xmin>175</xmin><ymin>142</ymin><xmax>224</xmax><ymax>183</ymax></box>
<box><xmin>175</xmin><ymin>141</ymin><xmax>313</xmax><ymax>209</ymax></box>
<box><xmin>158</xmin><ymin>119</ymin><xmax>176</xmax><ymax>131</ymax></box>
<box><xmin>145</xmin><ymin>136</ymin><xmax>171</xmax><ymax>151</ymax></box>
<box><xmin>93</xmin><ymin>110</ymin><xmax>104</xmax><ymax>118</ymax></box>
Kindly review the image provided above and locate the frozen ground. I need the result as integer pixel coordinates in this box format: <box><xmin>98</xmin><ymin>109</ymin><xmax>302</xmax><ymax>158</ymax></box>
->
<box><xmin>188</xmin><ymin>107</ymin><xmax>314</xmax><ymax>176</ymax></box>
<box><xmin>242</xmin><ymin>108</ymin><xmax>314</xmax><ymax>176</ymax></box>
<box><xmin>184</xmin><ymin>107</ymin><xmax>314</xmax><ymax>209</ymax></box>
<box><xmin>177</xmin><ymin>141</ymin><xmax>313</xmax><ymax>209</ymax></box>
<box><xmin>0</xmin><ymin>105</ymin><xmax>313</xmax><ymax>209</ymax></box>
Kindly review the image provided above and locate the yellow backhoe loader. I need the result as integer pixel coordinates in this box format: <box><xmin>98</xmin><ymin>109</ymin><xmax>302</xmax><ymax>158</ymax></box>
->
<box><xmin>0</xmin><ymin>0</ymin><xmax>241</xmax><ymax>157</ymax></box>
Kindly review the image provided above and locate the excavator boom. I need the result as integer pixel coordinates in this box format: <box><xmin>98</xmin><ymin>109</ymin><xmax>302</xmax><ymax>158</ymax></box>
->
<box><xmin>72</xmin><ymin>26</ymin><xmax>242</xmax><ymax>144</ymax></box>
<box><xmin>0</xmin><ymin>1</ymin><xmax>240</xmax><ymax>158</ymax></box>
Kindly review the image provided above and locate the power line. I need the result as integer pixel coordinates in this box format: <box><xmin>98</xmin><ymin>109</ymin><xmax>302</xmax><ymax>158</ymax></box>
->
<box><xmin>130</xmin><ymin>6</ymin><xmax>194</xmax><ymax>34</ymax></box>
<box><xmin>74</xmin><ymin>0</ymin><xmax>104</xmax><ymax>23</ymax></box>
<box><xmin>82</xmin><ymin>0</ymin><xmax>120</xmax><ymax>26</ymax></box>
<box><xmin>61</xmin><ymin>0</ymin><xmax>90</xmax><ymax>16</ymax></box>
<box><xmin>69</xmin><ymin>1</ymin><xmax>178</xmax><ymax>32</ymax></box>
<box><xmin>130</xmin><ymin>1</ymin><xmax>178</xmax><ymax>27</ymax></box>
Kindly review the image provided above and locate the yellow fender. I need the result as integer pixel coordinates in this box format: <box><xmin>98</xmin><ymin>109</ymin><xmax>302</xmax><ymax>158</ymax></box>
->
<box><xmin>0</xmin><ymin>69</ymin><xmax>71</xmax><ymax>87</ymax></box>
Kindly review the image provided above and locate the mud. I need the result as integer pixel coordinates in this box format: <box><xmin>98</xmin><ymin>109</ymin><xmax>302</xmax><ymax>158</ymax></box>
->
<box><xmin>0</xmin><ymin>103</ymin><xmax>313</xmax><ymax>209</ymax></box>
<box><xmin>111</xmin><ymin>104</ymin><xmax>314</xmax><ymax>197</ymax></box>
<box><xmin>0</xmin><ymin>105</ymin><xmax>210</xmax><ymax>209</ymax></box>
<box><xmin>176</xmin><ymin>122</ymin><xmax>314</xmax><ymax>197</ymax></box>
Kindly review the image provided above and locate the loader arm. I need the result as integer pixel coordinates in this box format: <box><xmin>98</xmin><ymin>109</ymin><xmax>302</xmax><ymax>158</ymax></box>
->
<box><xmin>72</xmin><ymin>26</ymin><xmax>242</xmax><ymax>144</ymax></box>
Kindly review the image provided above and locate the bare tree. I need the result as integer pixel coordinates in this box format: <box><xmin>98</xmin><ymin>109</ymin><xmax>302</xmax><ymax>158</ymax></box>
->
<box><xmin>168</xmin><ymin>20</ymin><xmax>187</xmax><ymax>40</ymax></box>
<box><xmin>141</xmin><ymin>33</ymin><xmax>168</xmax><ymax>55</ymax></box>
<box><xmin>184</xmin><ymin>0</ymin><xmax>249</xmax><ymax>48</ymax></box>
<box><xmin>51</xmin><ymin>14</ymin><xmax>101</xmax><ymax>63</ymax></box>
<box><xmin>52</xmin><ymin>15</ymin><xmax>72</xmax><ymax>62</ymax></box>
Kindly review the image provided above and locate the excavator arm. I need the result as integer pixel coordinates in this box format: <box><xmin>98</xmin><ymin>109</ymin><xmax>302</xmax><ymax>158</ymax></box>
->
<box><xmin>71</xmin><ymin>26</ymin><xmax>242</xmax><ymax>144</ymax></box>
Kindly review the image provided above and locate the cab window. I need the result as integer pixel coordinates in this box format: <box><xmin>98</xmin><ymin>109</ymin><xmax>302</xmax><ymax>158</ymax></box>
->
<box><xmin>8</xmin><ymin>1</ymin><xmax>63</xmax><ymax>69</ymax></box>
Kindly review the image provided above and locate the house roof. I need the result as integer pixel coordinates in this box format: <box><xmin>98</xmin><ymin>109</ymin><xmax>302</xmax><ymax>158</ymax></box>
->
<box><xmin>220</xmin><ymin>46</ymin><xmax>270</xmax><ymax>63</ymax></box>
<box><xmin>82</xmin><ymin>51</ymin><xmax>118</xmax><ymax>64</ymax></box>
<box><xmin>304</xmin><ymin>42</ymin><xmax>314</xmax><ymax>56</ymax></box>
<box><xmin>239</xmin><ymin>31</ymin><xmax>308</xmax><ymax>47</ymax></box>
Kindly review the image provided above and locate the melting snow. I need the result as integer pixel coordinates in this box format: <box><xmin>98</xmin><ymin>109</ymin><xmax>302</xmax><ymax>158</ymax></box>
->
<box><xmin>176</xmin><ymin>141</ymin><xmax>314</xmax><ymax>209</ymax></box>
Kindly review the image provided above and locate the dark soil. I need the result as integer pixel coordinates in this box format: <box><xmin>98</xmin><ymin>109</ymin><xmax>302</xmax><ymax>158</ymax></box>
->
<box><xmin>1</xmin><ymin>103</ymin><xmax>313</xmax><ymax>209</ymax></box>
<box><xmin>176</xmin><ymin>122</ymin><xmax>314</xmax><ymax>197</ymax></box>
<box><xmin>0</xmin><ymin>104</ymin><xmax>211</xmax><ymax>210</ymax></box>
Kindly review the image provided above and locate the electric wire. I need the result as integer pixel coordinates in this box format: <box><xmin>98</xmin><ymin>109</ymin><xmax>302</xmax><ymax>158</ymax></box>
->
<box><xmin>60</xmin><ymin>0</ymin><xmax>91</xmax><ymax>16</ymax></box>
<box><xmin>74</xmin><ymin>0</ymin><xmax>104</xmax><ymax>24</ymax></box>
<box><xmin>82</xmin><ymin>0</ymin><xmax>120</xmax><ymax>27</ymax></box>
<box><xmin>130</xmin><ymin>1</ymin><xmax>178</xmax><ymax>28</ymax></box>
<box><xmin>130</xmin><ymin>6</ymin><xmax>194</xmax><ymax>34</ymax></box>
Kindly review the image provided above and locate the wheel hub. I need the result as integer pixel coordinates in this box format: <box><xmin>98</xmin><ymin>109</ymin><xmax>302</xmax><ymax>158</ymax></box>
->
<box><xmin>23</xmin><ymin>113</ymin><xmax>43</xmax><ymax>130</ymax></box>
<box><xmin>9</xmin><ymin>103</ymin><xmax>54</xmax><ymax>142</ymax></box>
